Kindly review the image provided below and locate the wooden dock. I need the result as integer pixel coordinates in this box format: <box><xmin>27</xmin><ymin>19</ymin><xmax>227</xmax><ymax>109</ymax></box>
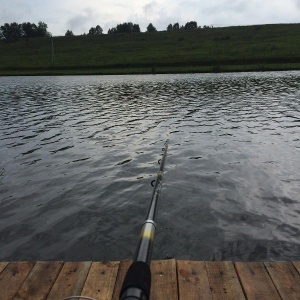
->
<box><xmin>0</xmin><ymin>260</ymin><xmax>300</xmax><ymax>299</ymax></box>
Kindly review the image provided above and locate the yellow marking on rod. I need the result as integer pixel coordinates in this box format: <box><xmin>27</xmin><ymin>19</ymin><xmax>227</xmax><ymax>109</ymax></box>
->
<box><xmin>142</xmin><ymin>228</ymin><xmax>154</xmax><ymax>240</ymax></box>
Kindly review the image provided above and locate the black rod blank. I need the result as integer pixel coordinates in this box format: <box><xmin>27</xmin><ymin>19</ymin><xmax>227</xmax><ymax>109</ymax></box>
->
<box><xmin>120</xmin><ymin>141</ymin><xmax>168</xmax><ymax>300</ymax></box>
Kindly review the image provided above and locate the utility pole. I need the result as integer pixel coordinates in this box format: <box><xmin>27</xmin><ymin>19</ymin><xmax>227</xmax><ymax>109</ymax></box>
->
<box><xmin>51</xmin><ymin>35</ymin><xmax>55</xmax><ymax>64</ymax></box>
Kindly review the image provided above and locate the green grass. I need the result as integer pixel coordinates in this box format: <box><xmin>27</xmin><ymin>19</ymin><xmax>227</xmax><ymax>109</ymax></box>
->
<box><xmin>1</xmin><ymin>23</ymin><xmax>300</xmax><ymax>75</ymax></box>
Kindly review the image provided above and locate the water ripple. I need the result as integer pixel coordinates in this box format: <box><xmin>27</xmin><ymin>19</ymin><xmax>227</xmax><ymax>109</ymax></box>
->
<box><xmin>0</xmin><ymin>72</ymin><xmax>299</xmax><ymax>261</ymax></box>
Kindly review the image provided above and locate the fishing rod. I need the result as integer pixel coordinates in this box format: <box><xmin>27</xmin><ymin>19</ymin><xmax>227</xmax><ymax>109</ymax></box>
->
<box><xmin>120</xmin><ymin>140</ymin><xmax>168</xmax><ymax>300</ymax></box>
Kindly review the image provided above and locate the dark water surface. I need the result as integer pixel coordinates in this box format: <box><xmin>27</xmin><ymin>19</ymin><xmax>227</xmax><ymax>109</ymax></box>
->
<box><xmin>0</xmin><ymin>72</ymin><xmax>300</xmax><ymax>262</ymax></box>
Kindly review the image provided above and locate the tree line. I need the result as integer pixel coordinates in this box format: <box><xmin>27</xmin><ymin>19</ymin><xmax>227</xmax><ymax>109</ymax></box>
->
<box><xmin>98</xmin><ymin>21</ymin><xmax>204</xmax><ymax>35</ymax></box>
<box><xmin>0</xmin><ymin>22</ymin><xmax>50</xmax><ymax>41</ymax></box>
<box><xmin>65</xmin><ymin>22</ymin><xmax>155</xmax><ymax>36</ymax></box>
<box><xmin>66</xmin><ymin>21</ymin><xmax>207</xmax><ymax>36</ymax></box>
<box><xmin>0</xmin><ymin>20</ymin><xmax>212</xmax><ymax>41</ymax></box>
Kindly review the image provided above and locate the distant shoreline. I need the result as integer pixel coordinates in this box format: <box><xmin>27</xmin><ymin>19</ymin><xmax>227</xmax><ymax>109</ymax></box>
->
<box><xmin>1</xmin><ymin>63</ymin><xmax>300</xmax><ymax>76</ymax></box>
<box><xmin>1</xmin><ymin>23</ymin><xmax>300</xmax><ymax>76</ymax></box>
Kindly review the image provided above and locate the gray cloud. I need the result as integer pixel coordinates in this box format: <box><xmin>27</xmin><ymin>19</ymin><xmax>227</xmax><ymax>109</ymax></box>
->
<box><xmin>0</xmin><ymin>0</ymin><xmax>32</xmax><ymax>22</ymax></box>
<box><xmin>66</xmin><ymin>8</ymin><xmax>96</xmax><ymax>34</ymax></box>
<box><xmin>294</xmin><ymin>0</ymin><xmax>300</xmax><ymax>9</ymax></box>
<box><xmin>143</xmin><ymin>1</ymin><xmax>159</xmax><ymax>16</ymax></box>
<box><xmin>1</xmin><ymin>0</ymin><xmax>300</xmax><ymax>35</ymax></box>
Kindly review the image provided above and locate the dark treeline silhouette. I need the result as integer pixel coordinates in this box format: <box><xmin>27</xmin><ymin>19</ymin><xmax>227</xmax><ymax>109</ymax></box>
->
<box><xmin>88</xmin><ymin>25</ymin><xmax>103</xmax><ymax>35</ymax></box>
<box><xmin>167</xmin><ymin>21</ymin><xmax>200</xmax><ymax>31</ymax></box>
<box><xmin>65</xmin><ymin>30</ymin><xmax>74</xmax><ymax>36</ymax></box>
<box><xmin>1</xmin><ymin>20</ymin><xmax>212</xmax><ymax>40</ymax></box>
<box><xmin>65</xmin><ymin>25</ymin><xmax>103</xmax><ymax>36</ymax></box>
<box><xmin>108</xmin><ymin>21</ymin><xmax>203</xmax><ymax>34</ymax></box>
<box><xmin>0</xmin><ymin>21</ymin><xmax>50</xmax><ymax>41</ymax></box>
<box><xmin>108</xmin><ymin>22</ymin><xmax>140</xmax><ymax>34</ymax></box>
<box><xmin>147</xmin><ymin>23</ymin><xmax>157</xmax><ymax>32</ymax></box>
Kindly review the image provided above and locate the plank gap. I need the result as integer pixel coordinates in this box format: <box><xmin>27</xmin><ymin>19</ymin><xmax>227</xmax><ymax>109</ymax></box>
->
<box><xmin>265</xmin><ymin>262</ymin><xmax>300</xmax><ymax>299</ymax></box>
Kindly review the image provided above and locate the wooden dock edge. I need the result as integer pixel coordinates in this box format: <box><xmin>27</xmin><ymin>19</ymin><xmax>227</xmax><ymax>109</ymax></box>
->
<box><xmin>0</xmin><ymin>260</ymin><xmax>299</xmax><ymax>299</ymax></box>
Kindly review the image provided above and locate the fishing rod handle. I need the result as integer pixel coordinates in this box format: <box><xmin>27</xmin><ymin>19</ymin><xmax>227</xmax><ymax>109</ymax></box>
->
<box><xmin>119</xmin><ymin>261</ymin><xmax>151</xmax><ymax>300</ymax></box>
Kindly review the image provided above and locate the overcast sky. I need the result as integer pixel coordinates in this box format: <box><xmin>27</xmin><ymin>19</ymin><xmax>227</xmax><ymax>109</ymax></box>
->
<box><xmin>1</xmin><ymin>0</ymin><xmax>300</xmax><ymax>36</ymax></box>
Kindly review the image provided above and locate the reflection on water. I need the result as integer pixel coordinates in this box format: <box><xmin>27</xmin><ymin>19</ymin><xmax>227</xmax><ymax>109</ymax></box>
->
<box><xmin>0</xmin><ymin>72</ymin><xmax>299</xmax><ymax>261</ymax></box>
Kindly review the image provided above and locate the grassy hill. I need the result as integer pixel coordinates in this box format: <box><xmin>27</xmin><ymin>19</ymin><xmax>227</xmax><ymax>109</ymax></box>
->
<box><xmin>1</xmin><ymin>23</ymin><xmax>300</xmax><ymax>75</ymax></box>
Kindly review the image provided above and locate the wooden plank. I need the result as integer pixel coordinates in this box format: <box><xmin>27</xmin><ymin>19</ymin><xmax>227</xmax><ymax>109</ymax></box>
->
<box><xmin>150</xmin><ymin>259</ymin><xmax>178</xmax><ymax>300</ymax></box>
<box><xmin>177</xmin><ymin>260</ymin><xmax>212</xmax><ymax>300</ymax></box>
<box><xmin>0</xmin><ymin>262</ymin><xmax>8</xmax><ymax>274</ymax></box>
<box><xmin>112</xmin><ymin>260</ymin><xmax>132</xmax><ymax>300</ymax></box>
<box><xmin>46</xmin><ymin>261</ymin><xmax>91</xmax><ymax>300</ymax></box>
<box><xmin>206</xmin><ymin>261</ymin><xmax>246</xmax><ymax>300</ymax></box>
<box><xmin>265</xmin><ymin>262</ymin><xmax>300</xmax><ymax>299</ymax></box>
<box><xmin>0</xmin><ymin>261</ymin><xmax>35</xmax><ymax>300</ymax></box>
<box><xmin>292</xmin><ymin>261</ymin><xmax>300</xmax><ymax>275</ymax></box>
<box><xmin>0</xmin><ymin>260</ymin><xmax>298</xmax><ymax>300</ymax></box>
<box><xmin>235</xmin><ymin>262</ymin><xmax>281</xmax><ymax>300</ymax></box>
<box><xmin>13</xmin><ymin>261</ymin><xmax>63</xmax><ymax>300</ymax></box>
<box><xmin>81</xmin><ymin>261</ymin><xmax>119</xmax><ymax>300</ymax></box>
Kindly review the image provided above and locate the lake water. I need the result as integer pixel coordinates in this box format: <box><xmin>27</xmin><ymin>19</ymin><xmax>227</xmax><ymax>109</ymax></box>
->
<box><xmin>0</xmin><ymin>72</ymin><xmax>300</xmax><ymax>262</ymax></box>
